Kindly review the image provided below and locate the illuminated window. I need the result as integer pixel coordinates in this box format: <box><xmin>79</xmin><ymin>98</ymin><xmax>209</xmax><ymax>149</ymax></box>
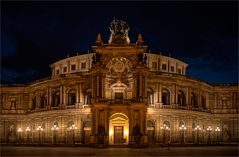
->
<box><xmin>81</xmin><ymin>63</ymin><xmax>86</xmax><ymax>69</ymax></box>
<box><xmin>71</xmin><ymin>64</ymin><xmax>76</xmax><ymax>71</ymax></box>
<box><xmin>162</xmin><ymin>64</ymin><xmax>166</xmax><ymax>70</ymax></box>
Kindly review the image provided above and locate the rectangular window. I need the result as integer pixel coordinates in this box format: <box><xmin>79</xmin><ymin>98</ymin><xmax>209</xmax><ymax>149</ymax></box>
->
<box><xmin>56</xmin><ymin>69</ymin><xmax>60</xmax><ymax>74</ymax></box>
<box><xmin>152</xmin><ymin>62</ymin><xmax>157</xmax><ymax>69</ymax></box>
<box><xmin>81</xmin><ymin>62</ymin><xmax>86</xmax><ymax>69</ymax></box>
<box><xmin>178</xmin><ymin>69</ymin><xmax>181</xmax><ymax>74</ymax></box>
<box><xmin>71</xmin><ymin>64</ymin><xmax>76</xmax><ymax>71</ymax></box>
<box><xmin>171</xmin><ymin>66</ymin><xmax>174</xmax><ymax>72</ymax></box>
<box><xmin>63</xmin><ymin>67</ymin><xmax>67</xmax><ymax>73</ymax></box>
<box><xmin>115</xmin><ymin>93</ymin><xmax>123</xmax><ymax>100</ymax></box>
<box><xmin>162</xmin><ymin>64</ymin><xmax>167</xmax><ymax>70</ymax></box>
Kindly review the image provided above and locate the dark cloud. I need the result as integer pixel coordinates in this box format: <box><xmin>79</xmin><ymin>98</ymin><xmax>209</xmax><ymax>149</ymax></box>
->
<box><xmin>1</xmin><ymin>1</ymin><xmax>238</xmax><ymax>84</ymax></box>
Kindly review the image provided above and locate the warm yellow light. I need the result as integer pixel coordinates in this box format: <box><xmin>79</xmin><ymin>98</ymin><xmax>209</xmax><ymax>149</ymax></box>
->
<box><xmin>109</xmin><ymin>129</ymin><xmax>113</xmax><ymax>136</ymax></box>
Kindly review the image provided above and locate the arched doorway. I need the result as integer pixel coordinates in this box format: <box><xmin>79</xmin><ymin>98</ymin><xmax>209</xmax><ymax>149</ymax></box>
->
<box><xmin>109</xmin><ymin>113</ymin><xmax>129</xmax><ymax>145</ymax></box>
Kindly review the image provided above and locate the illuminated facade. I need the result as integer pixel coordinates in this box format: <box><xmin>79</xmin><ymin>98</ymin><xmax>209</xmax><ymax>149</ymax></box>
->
<box><xmin>0</xmin><ymin>19</ymin><xmax>238</xmax><ymax>146</ymax></box>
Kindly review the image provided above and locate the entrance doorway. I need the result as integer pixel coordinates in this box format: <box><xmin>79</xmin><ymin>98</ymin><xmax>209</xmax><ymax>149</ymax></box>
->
<box><xmin>114</xmin><ymin>126</ymin><xmax>123</xmax><ymax>144</ymax></box>
<box><xmin>109</xmin><ymin>113</ymin><xmax>129</xmax><ymax>145</ymax></box>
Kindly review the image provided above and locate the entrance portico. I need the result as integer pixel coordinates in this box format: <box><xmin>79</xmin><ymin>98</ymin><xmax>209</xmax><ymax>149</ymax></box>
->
<box><xmin>109</xmin><ymin>113</ymin><xmax>129</xmax><ymax>145</ymax></box>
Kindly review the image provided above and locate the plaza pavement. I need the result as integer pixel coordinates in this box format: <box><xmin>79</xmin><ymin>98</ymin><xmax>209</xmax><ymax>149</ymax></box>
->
<box><xmin>1</xmin><ymin>146</ymin><xmax>238</xmax><ymax>156</ymax></box>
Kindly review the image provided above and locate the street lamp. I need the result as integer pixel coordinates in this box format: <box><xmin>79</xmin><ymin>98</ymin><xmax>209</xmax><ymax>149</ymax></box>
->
<box><xmin>160</xmin><ymin>124</ymin><xmax>169</xmax><ymax>144</ymax></box>
<box><xmin>17</xmin><ymin>128</ymin><xmax>23</xmax><ymax>144</ymax></box>
<box><xmin>215</xmin><ymin>126</ymin><xmax>220</xmax><ymax>144</ymax></box>
<box><xmin>36</xmin><ymin>126</ymin><xmax>43</xmax><ymax>145</ymax></box>
<box><xmin>206</xmin><ymin>126</ymin><xmax>213</xmax><ymax>144</ymax></box>
<box><xmin>70</xmin><ymin>124</ymin><xmax>77</xmax><ymax>145</ymax></box>
<box><xmin>51</xmin><ymin>125</ymin><xmax>59</xmax><ymax>144</ymax></box>
<box><xmin>195</xmin><ymin>125</ymin><xmax>201</xmax><ymax>144</ymax></box>
<box><xmin>179</xmin><ymin>124</ymin><xmax>186</xmax><ymax>144</ymax></box>
<box><xmin>25</xmin><ymin>127</ymin><xmax>31</xmax><ymax>144</ymax></box>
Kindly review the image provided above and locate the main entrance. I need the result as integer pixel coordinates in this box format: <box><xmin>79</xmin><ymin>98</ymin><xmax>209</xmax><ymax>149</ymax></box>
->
<box><xmin>109</xmin><ymin>113</ymin><xmax>129</xmax><ymax>145</ymax></box>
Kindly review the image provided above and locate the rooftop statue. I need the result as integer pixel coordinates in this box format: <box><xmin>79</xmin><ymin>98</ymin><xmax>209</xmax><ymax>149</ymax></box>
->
<box><xmin>109</xmin><ymin>18</ymin><xmax>130</xmax><ymax>36</ymax></box>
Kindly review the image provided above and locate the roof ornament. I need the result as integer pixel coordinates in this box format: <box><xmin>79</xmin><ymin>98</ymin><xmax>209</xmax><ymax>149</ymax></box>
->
<box><xmin>136</xmin><ymin>34</ymin><xmax>144</xmax><ymax>46</ymax></box>
<box><xmin>108</xmin><ymin>18</ymin><xmax>130</xmax><ymax>44</ymax></box>
<box><xmin>109</xmin><ymin>18</ymin><xmax>130</xmax><ymax>36</ymax></box>
<box><xmin>96</xmin><ymin>33</ymin><xmax>103</xmax><ymax>45</ymax></box>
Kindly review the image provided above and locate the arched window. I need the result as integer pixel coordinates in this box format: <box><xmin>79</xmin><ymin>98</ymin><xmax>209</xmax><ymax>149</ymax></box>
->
<box><xmin>68</xmin><ymin>89</ymin><xmax>76</xmax><ymax>106</ymax></box>
<box><xmin>32</xmin><ymin>96</ymin><xmax>36</xmax><ymax>110</ymax></box>
<box><xmin>162</xmin><ymin>89</ymin><xmax>170</xmax><ymax>105</ymax></box>
<box><xmin>178</xmin><ymin>90</ymin><xmax>186</xmax><ymax>106</ymax></box>
<box><xmin>163</xmin><ymin>121</ymin><xmax>170</xmax><ymax>128</ymax></box>
<box><xmin>201</xmin><ymin>95</ymin><xmax>206</xmax><ymax>109</ymax></box>
<box><xmin>191</xmin><ymin>92</ymin><xmax>197</xmax><ymax>107</ymax></box>
<box><xmin>52</xmin><ymin>91</ymin><xmax>60</xmax><ymax>107</ymax></box>
<box><xmin>179</xmin><ymin>121</ymin><xmax>185</xmax><ymax>127</ymax></box>
<box><xmin>40</xmin><ymin>93</ymin><xmax>47</xmax><ymax>108</ymax></box>
<box><xmin>67</xmin><ymin>121</ymin><xmax>74</xmax><ymax>129</ymax></box>
<box><xmin>147</xmin><ymin>88</ymin><xmax>154</xmax><ymax>105</ymax></box>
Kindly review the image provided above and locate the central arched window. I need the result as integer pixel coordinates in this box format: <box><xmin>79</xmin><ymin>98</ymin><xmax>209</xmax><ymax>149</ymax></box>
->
<box><xmin>68</xmin><ymin>89</ymin><xmax>76</xmax><ymax>106</ymax></box>
<box><xmin>162</xmin><ymin>89</ymin><xmax>170</xmax><ymax>105</ymax></box>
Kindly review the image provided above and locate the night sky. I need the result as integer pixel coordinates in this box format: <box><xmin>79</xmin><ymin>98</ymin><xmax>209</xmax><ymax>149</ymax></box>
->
<box><xmin>1</xmin><ymin>1</ymin><xmax>238</xmax><ymax>84</ymax></box>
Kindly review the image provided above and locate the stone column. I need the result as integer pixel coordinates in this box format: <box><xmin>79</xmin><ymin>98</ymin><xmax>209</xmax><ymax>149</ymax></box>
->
<box><xmin>158</xmin><ymin>83</ymin><xmax>162</xmax><ymax>108</ymax></box>
<box><xmin>62</xmin><ymin>86</ymin><xmax>66</xmax><ymax>109</ymax></box>
<box><xmin>139</xmin><ymin>75</ymin><xmax>143</xmax><ymax>98</ymax></box>
<box><xmin>49</xmin><ymin>88</ymin><xmax>52</xmax><ymax>109</ymax></box>
<box><xmin>96</xmin><ymin>76</ymin><xmax>99</xmax><ymax>97</ymax></box>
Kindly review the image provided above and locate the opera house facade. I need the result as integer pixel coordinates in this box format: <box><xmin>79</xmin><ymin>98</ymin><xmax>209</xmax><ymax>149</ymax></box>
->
<box><xmin>0</xmin><ymin>19</ymin><xmax>238</xmax><ymax>146</ymax></box>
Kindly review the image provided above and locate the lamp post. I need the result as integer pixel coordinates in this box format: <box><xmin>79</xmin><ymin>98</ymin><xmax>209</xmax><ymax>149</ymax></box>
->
<box><xmin>25</xmin><ymin>127</ymin><xmax>31</xmax><ymax>144</ymax></box>
<box><xmin>179</xmin><ymin>124</ymin><xmax>186</xmax><ymax>144</ymax></box>
<box><xmin>160</xmin><ymin>124</ymin><xmax>169</xmax><ymax>144</ymax></box>
<box><xmin>37</xmin><ymin>126</ymin><xmax>43</xmax><ymax>145</ymax></box>
<box><xmin>195</xmin><ymin>125</ymin><xmax>201</xmax><ymax>144</ymax></box>
<box><xmin>206</xmin><ymin>126</ymin><xmax>212</xmax><ymax>144</ymax></box>
<box><xmin>17</xmin><ymin>128</ymin><xmax>23</xmax><ymax>144</ymax></box>
<box><xmin>70</xmin><ymin>124</ymin><xmax>77</xmax><ymax>145</ymax></box>
<box><xmin>215</xmin><ymin>126</ymin><xmax>220</xmax><ymax>144</ymax></box>
<box><xmin>51</xmin><ymin>125</ymin><xmax>59</xmax><ymax>145</ymax></box>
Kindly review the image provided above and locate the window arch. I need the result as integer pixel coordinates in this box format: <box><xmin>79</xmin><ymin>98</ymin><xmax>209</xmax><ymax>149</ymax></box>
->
<box><xmin>40</xmin><ymin>93</ymin><xmax>47</xmax><ymax>108</ymax></box>
<box><xmin>178</xmin><ymin>90</ymin><xmax>186</xmax><ymax>106</ymax></box>
<box><xmin>163</xmin><ymin>121</ymin><xmax>170</xmax><ymax>128</ymax></box>
<box><xmin>162</xmin><ymin>89</ymin><xmax>170</xmax><ymax>105</ymax></box>
<box><xmin>67</xmin><ymin>121</ymin><xmax>74</xmax><ymax>129</ymax></box>
<box><xmin>52</xmin><ymin>91</ymin><xmax>60</xmax><ymax>107</ymax></box>
<box><xmin>191</xmin><ymin>92</ymin><xmax>197</xmax><ymax>107</ymax></box>
<box><xmin>68</xmin><ymin>89</ymin><xmax>76</xmax><ymax>106</ymax></box>
<box><xmin>179</xmin><ymin>120</ymin><xmax>185</xmax><ymax>127</ymax></box>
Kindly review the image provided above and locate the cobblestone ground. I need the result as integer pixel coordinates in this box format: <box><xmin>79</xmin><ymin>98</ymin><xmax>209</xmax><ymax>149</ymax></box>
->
<box><xmin>1</xmin><ymin>146</ymin><xmax>238</xmax><ymax>156</ymax></box>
